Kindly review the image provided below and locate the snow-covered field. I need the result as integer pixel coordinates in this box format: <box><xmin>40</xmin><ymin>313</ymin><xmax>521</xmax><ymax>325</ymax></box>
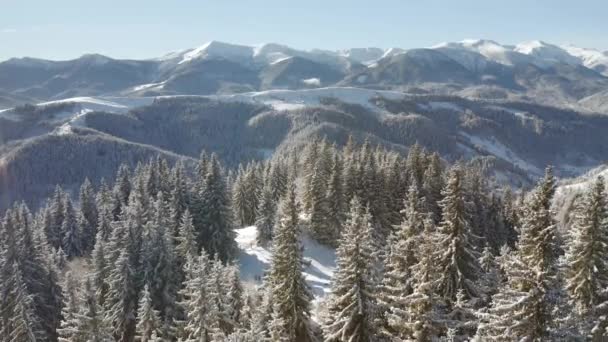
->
<box><xmin>236</xmin><ymin>226</ymin><xmax>336</xmax><ymax>305</ymax></box>
<box><xmin>460</xmin><ymin>132</ymin><xmax>542</xmax><ymax>176</ymax></box>
<box><xmin>203</xmin><ymin>86</ymin><xmax>407</xmax><ymax>112</ymax></box>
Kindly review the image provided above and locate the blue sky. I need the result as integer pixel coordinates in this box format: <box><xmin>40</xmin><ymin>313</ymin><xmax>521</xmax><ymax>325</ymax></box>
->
<box><xmin>1</xmin><ymin>0</ymin><xmax>606</xmax><ymax>61</ymax></box>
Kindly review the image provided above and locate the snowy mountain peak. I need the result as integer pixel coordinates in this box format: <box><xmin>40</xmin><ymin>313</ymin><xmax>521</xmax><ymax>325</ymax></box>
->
<box><xmin>338</xmin><ymin>47</ymin><xmax>385</xmax><ymax>64</ymax></box>
<box><xmin>514</xmin><ymin>41</ymin><xmax>580</xmax><ymax>65</ymax></box>
<box><xmin>561</xmin><ymin>45</ymin><xmax>608</xmax><ymax>75</ymax></box>
<box><xmin>178</xmin><ymin>40</ymin><xmax>254</xmax><ymax>65</ymax></box>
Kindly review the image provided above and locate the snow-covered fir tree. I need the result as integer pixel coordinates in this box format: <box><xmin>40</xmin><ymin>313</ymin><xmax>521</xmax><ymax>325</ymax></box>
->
<box><xmin>255</xmin><ymin>181</ymin><xmax>276</xmax><ymax>246</ymax></box>
<box><xmin>135</xmin><ymin>284</ymin><xmax>162</xmax><ymax>342</ymax></box>
<box><xmin>435</xmin><ymin>167</ymin><xmax>483</xmax><ymax>303</ymax></box>
<box><xmin>267</xmin><ymin>180</ymin><xmax>318</xmax><ymax>341</ymax></box>
<box><xmin>323</xmin><ymin>197</ymin><xmax>380</xmax><ymax>341</ymax></box>
<box><xmin>564</xmin><ymin>176</ymin><xmax>608</xmax><ymax>337</ymax></box>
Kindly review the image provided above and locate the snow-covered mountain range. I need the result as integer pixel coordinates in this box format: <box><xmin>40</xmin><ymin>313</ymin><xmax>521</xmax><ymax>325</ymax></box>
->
<box><xmin>2</xmin><ymin>39</ymin><xmax>608</xmax><ymax>111</ymax></box>
<box><xmin>2</xmin><ymin>38</ymin><xmax>608</xmax><ymax>209</ymax></box>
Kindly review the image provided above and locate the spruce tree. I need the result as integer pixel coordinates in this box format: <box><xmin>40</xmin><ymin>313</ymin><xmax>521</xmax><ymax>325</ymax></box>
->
<box><xmin>79</xmin><ymin>178</ymin><xmax>99</xmax><ymax>253</ymax></box>
<box><xmin>176</xmin><ymin>209</ymin><xmax>197</xmax><ymax>262</ymax></box>
<box><xmin>178</xmin><ymin>252</ymin><xmax>221</xmax><ymax>341</ymax></box>
<box><xmin>563</xmin><ymin>176</ymin><xmax>608</xmax><ymax>338</ymax></box>
<box><xmin>435</xmin><ymin>168</ymin><xmax>482</xmax><ymax>302</ymax></box>
<box><xmin>325</xmin><ymin>152</ymin><xmax>346</xmax><ymax>244</ymax></box>
<box><xmin>58</xmin><ymin>272</ymin><xmax>81</xmax><ymax>342</ymax></box>
<box><xmin>136</xmin><ymin>284</ymin><xmax>162</xmax><ymax>342</ymax></box>
<box><xmin>323</xmin><ymin>197</ymin><xmax>379</xmax><ymax>341</ymax></box>
<box><xmin>308</xmin><ymin>157</ymin><xmax>334</xmax><ymax>245</ymax></box>
<box><xmin>519</xmin><ymin>166</ymin><xmax>558</xmax><ymax>271</ymax></box>
<box><xmin>268</xmin><ymin>181</ymin><xmax>317</xmax><ymax>342</ymax></box>
<box><xmin>255</xmin><ymin>181</ymin><xmax>276</xmax><ymax>246</ymax></box>
<box><xmin>379</xmin><ymin>182</ymin><xmax>427</xmax><ymax>335</ymax></box>
<box><xmin>564</xmin><ymin>176</ymin><xmax>608</xmax><ymax>314</ymax></box>
<box><xmin>62</xmin><ymin>196</ymin><xmax>82</xmax><ymax>258</ymax></box>
<box><xmin>76</xmin><ymin>278</ymin><xmax>114</xmax><ymax>342</ymax></box>
<box><xmin>6</xmin><ymin>262</ymin><xmax>42</xmax><ymax>342</ymax></box>
<box><xmin>104</xmin><ymin>248</ymin><xmax>137</xmax><ymax>342</ymax></box>
<box><xmin>386</xmin><ymin>221</ymin><xmax>443</xmax><ymax>341</ymax></box>
<box><xmin>475</xmin><ymin>251</ymin><xmax>549</xmax><ymax>341</ymax></box>
<box><xmin>195</xmin><ymin>154</ymin><xmax>236</xmax><ymax>262</ymax></box>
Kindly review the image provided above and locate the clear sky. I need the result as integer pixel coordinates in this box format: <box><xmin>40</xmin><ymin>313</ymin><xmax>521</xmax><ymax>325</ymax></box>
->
<box><xmin>1</xmin><ymin>0</ymin><xmax>606</xmax><ymax>61</ymax></box>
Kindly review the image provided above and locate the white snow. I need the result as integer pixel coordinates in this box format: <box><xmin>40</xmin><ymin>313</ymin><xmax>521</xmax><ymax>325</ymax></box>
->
<box><xmin>357</xmin><ymin>75</ymin><xmax>368</xmax><ymax>83</ymax></box>
<box><xmin>487</xmin><ymin>105</ymin><xmax>531</xmax><ymax>120</ymax></box>
<box><xmin>236</xmin><ymin>226</ymin><xmax>336</xmax><ymax>303</ymax></box>
<box><xmin>54</xmin><ymin>108</ymin><xmax>93</xmax><ymax>135</ymax></box>
<box><xmin>461</xmin><ymin>132</ymin><xmax>542</xmax><ymax>175</ymax></box>
<box><xmin>302</xmin><ymin>78</ymin><xmax>321</xmax><ymax>86</ymax></box>
<box><xmin>196</xmin><ymin>87</ymin><xmax>406</xmax><ymax>112</ymax></box>
<box><xmin>0</xmin><ymin>108</ymin><xmax>20</xmax><ymax>121</ymax></box>
<box><xmin>131</xmin><ymin>81</ymin><xmax>166</xmax><ymax>92</ymax></box>
<box><xmin>269</xmin><ymin>56</ymin><xmax>293</xmax><ymax>65</ymax></box>
<box><xmin>514</xmin><ymin>40</ymin><xmax>580</xmax><ymax>65</ymax></box>
<box><xmin>562</xmin><ymin>45</ymin><xmax>608</xmax><ymax>76</ymax></box>
<box><xmin>178</xmin><ymin>41</ymin><xmax>254</xmax><ymax>65</ymax></box>
<box><xmin>40</xmin><ymin>96</ymin><xmax>153</xmax><ymax>114</ymax></box>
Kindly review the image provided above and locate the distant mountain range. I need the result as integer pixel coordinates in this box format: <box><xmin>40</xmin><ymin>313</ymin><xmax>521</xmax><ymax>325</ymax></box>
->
<box><xmin>2</xmin><ymin>39</ymin><xmax>608</xmax><ymax>111</ymax></box>
<box><xmin>2</xmin><ymin>39</ymin><xmax>608</xmax><ymax>209</ymax></box>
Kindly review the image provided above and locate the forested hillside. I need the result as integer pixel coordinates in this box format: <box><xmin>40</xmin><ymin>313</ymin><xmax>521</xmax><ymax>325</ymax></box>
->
<box><xmin>2</xmin><ymin>138</ymin><xmax>607</xmax><ymax>341</ymax></box>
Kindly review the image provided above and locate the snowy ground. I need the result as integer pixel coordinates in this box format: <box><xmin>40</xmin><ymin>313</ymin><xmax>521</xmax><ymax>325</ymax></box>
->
<box><xmin>235</xmin><ymin>226</ymin><xmax>336</xmax><ymax>306</ymax></box>
<box><xmin>198</xmin><ymin>86</ymin><xmax>407</xmax><ymax>112</ymax></box>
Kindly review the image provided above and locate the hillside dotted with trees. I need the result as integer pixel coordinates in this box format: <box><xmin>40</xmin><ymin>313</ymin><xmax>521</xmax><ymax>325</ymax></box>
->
<box><xmin>1</xmin><ymin>138</ymin><xmax>608</xmax><ymax>341</ymax></box>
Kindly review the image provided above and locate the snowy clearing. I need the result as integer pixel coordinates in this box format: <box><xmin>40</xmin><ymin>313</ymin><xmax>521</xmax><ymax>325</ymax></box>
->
<box><xmin>461</xmin><ymin>132</ymin><xmax>541</xmax><ymax>175</ymax></box>
<box><xmin>236</xmin><ymin>226</ymin><xmax>336</xmax><ymax>303</ymax></box>
<box><xmin>202</xmin><ymin>87</ymin><xmax>407</xmax><ymax>112</ymax></box>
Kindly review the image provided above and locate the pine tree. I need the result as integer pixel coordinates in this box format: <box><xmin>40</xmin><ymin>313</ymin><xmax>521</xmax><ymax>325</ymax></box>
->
<box><xmin>225</xmin><ymin>266</ymin><xmax>244</xmax><ymax>330</ymax></box>
<box><xmin>178</xmin><ymin>252</ymin><xmax>221</xmax><ymax>341</ymax></box>
<box><xmin>136</xmin><ymin>285</ymin><xmax>162</xmax><ymax>342</ymax></box>
<box><xmin>91</xmin><ymin>231</ymin><xmax>110</xmax><ymax>307</ymax></box>
<box><xmin>76</xmin><ymin>278</ymin><xmax>114</xmax><ymax>342</ymax></box>
<box><xmin>195</xmin><ymin>154</ymin><xmax>236</xmax><ymax>262</ymax></box>
<box><xmin>268</xmin><ymin>181</ymin><xmax>317</xmax><ymax>342</ymax></box>
<box><xmin>62</xmin><ymin>196</ymin><xmax>83</xmax><ymax>258</ymax></box>
<box><xmin>422</xmin><ymin>152</ymin><xmax>444</xmax><ymax>224</ymax></box>
<box><xmin>176</xmin><ymin>209</ymin><xmax>197</xmax><ymax>262</ymax></box>
<box><xmin>564</xmin><ymin>176</ymin><xmax>608</xmax><ymax>315</ymax></box>
<box><xmin>104</xmin><ymin>248</ymin><xmax>137</xmax><ymax>342</ymax></box>
<box><xmin>308</xmin><ymin>157</ymin><xmax>334</xmax><ymax>245</ymax></box>
<box><xmin>325</xmin><ymin>152</ymin><xmax>346</xmax><ymax>244</ymax></box>
<box><xmin>79</xmin><ymin>178</ymin><xmax>99</xmax><ymax>253</ymax></box>
<box><xmin>113</xmin><ymin>164</ymin><xmax>132</xmax><ymax>219</ymax></box>
<box><xmin>269</xmin><ymin>302</ymin><xmax>291</xmax><ymax>342</ymax></box>
<box><xmin>232</xmin><ymin>168</ymin><xmax>251</xmax><ymax>227</ymax></box>
<box><xmin>435</xmin><ymin>168</ymin><xmax>482</xmax><ymax>302</ymax></box>
<box><xmin>7</xmin><ymin>263</ymin><xmax>42</xmax><ymax>341</ymax></box>
<box><xmin>58</xmin><ymin>272</ymin><xmax>81</xmax><ymax>342</ymax></box>
<box><xmin>386</xmin><ymin>221</ymin><xmax>443</xmax><ymax>341</ymax></box>
<box><xmin>519</xmin><ymin>166</ymin><xmax>558</xmax><ymax>271</ymax></box>
<box><xmin>445</xmin><ymin>290</ymin><xmax>478</xmax><ymax>341</ymax></box>
<box><xmin>48</xmin><ymin>185</ymin><xmax>66</xmax><ymax>249</ymax></box>
<box><xmin>475</xmin><ymin>251</ymin><xmax>549</xmax><ymax>341</ymax></box>
<box><xmin>323</xmin><ymin>197</ymin><xmax>379</xmax><ymax>342</ymax></box>
<box><xmin>255</xmin><ymin>181</ymin><xmax>276</xmax><ymax>246</ymax></box>
<box><xmin>379</xmin><ymin>182</ymin><xmax>427</xmax><ymax>335</ymax></box>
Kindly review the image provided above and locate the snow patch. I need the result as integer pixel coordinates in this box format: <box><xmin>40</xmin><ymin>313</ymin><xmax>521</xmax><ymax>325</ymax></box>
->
<box><xmin>236</xmin><ymin>226</ymin><xmax>336</xmax><ymax>302</ymax></box>
<box><xmin>178</xmin><ymin>41</ymin><xmax>254</xmax><ymax>65</ymax></box>
<box><xmin>302</xmin><ymin>78</ymin><xmax>321</xmax><ymax>86</ymax></box>
<box><xmin>132</xmin><ymin>81</ymin><xmax>166</xmax><ymax>92</ymax></box>
<box><xmin>197</xmin><ymin>87</ymin><xmax>406</xmax><ymax>112</ymax></box>
<box><xmin>487</xmin><ymin>105</ymin><xmax>531</xmax><ymax>120</ymax></box>
<box><xmin>461</xmin><ymin>132</ymin><xmax>541</xmax><ymax>175</ymax></box>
